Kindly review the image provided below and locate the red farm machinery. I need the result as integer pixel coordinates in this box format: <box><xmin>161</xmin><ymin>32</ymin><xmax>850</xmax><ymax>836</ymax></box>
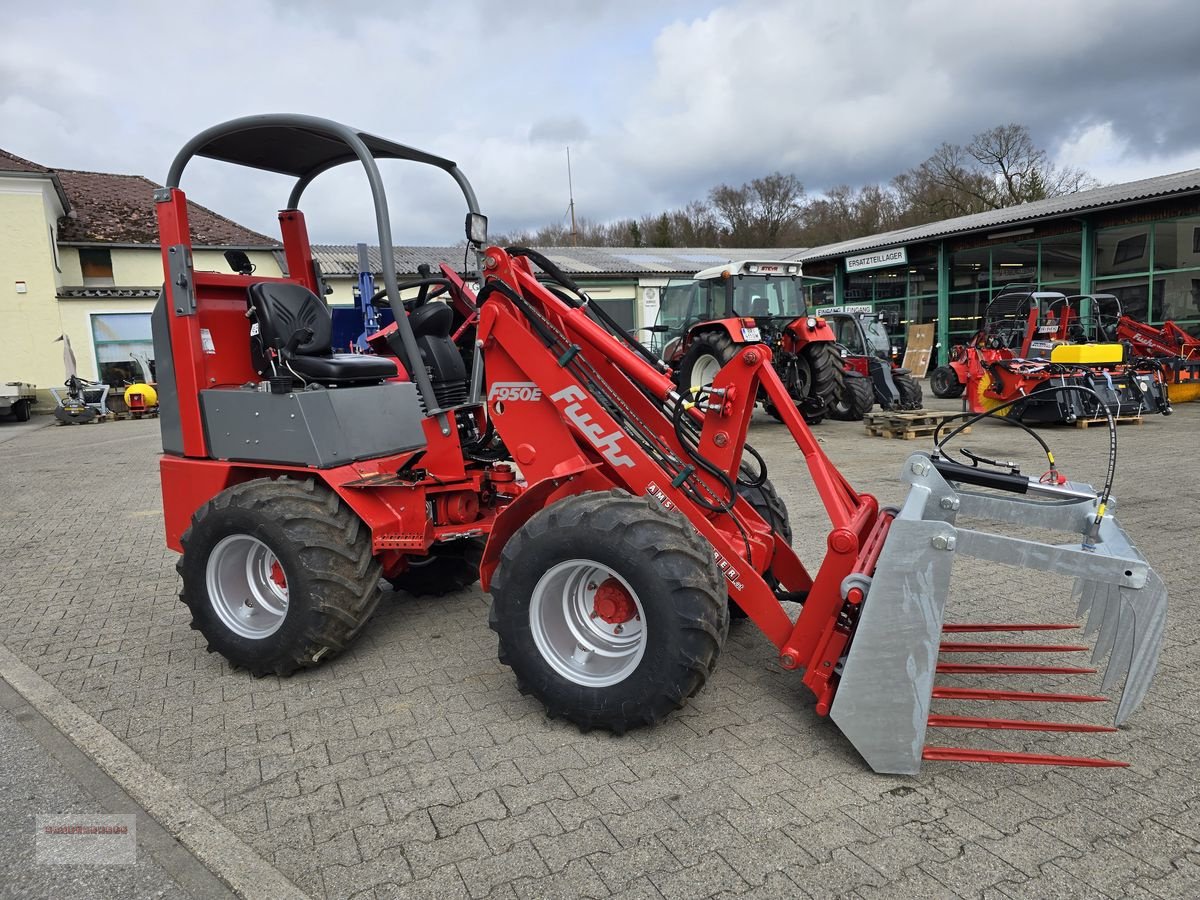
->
<box><xmin>152</xmin><ymin>116</ymin><xmax>1168</xmax><ymax>774</ymax></box>
<box><xmin>651</xmin><ymin>260</ymin><xmax>845</xmax><ymax>424</ymax></box>
<box><xmin>1115</xmin><ymin>315</ymin><xmax>1200</xmax><ymax>404</ymax></box>
<box><xmin>929</xmin><ymin>286</ymin><xmax>1171</xmax><ymax>424</ymax></box>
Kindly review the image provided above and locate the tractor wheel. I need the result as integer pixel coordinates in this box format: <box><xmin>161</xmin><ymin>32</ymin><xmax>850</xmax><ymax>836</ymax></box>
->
<box><xmin>386</xmin><ymin>538</ymin><xmax>485</xmax><ymax>597</ymax></box>
<box><xmin>674</xmin><ymin>330</ymin><xmax>738</xmax><ymax>395</ymax></box>
<box><xmin>490</xmin><ymin>490</ymin><xmax>728</xmax><ymax>733</ymax></box>
<box><xmin>178</xmin><ymin>477</ymin><xmax>382</xmax><ymax>677</ymax></box>
<box><xmin>802</xmin><ymin>342</ymin><xmax>844</xmax><ymax>408</ymax></box>
<box><xmin>729</xmin><ymin>477</ymin><xmax>792</xmax><ymax>619</ymax></box>
<box><xmin>12</xmin><ymin>400</ymin><xmax>31</xmax><ymax>422</ymax></box>
<box><xmin>827</xmin><ymin>372</ymin><xmax>874</xmax><ymax>421</ymax></box>
<box><xmin>895</xmin><ymin>372</ymin><xmax>924</xmax><ymax>409</ymax></box>
<box><xmin>929</xmin><ymin>365</ymin><xmax>964</xmax><ymax>399</ymax></box>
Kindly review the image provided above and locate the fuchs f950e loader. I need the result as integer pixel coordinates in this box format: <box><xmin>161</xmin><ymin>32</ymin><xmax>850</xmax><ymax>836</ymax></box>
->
<box><xmin>153</xmin><ymin>116</ymin><xmax>1167</xmax><ymax>775</ymax></box>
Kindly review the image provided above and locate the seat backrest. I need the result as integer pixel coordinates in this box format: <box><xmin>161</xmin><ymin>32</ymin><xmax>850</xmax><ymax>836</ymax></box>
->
<box><xmin>751</xmin><ymin>296</ymin><xmax>771</xmax><ymax>317</ymax></box>
<box><xmin>247</xmin><ymin>282</ymin><xmax>332</xmax><ymax>356</ymax></box>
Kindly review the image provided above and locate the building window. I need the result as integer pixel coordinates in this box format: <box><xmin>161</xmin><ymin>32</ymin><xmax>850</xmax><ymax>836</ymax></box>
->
<box><xmin>92</xmin><ymin>313</ymin><xmax>154</xmax><ymax>386</ymax></box>
<box><xmin>80</xmin><ymin>248</ymin><xmax>115</xmax><ymax>286</ymax></box>
<box><xmin>593</xmin><ymin>298</ymin><xmax>637</xmax><ymax>334</ymax></box>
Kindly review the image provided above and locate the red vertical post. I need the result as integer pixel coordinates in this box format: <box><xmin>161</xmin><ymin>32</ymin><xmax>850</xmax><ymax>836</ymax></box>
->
<box><xmin>155</xmin><ymin>189</ymin><xmax>208</xmax><ymax>458</ymax></box>
<box><xmin>279</xmin><ymin>210</ymin><xmax>318</xmax><ymax>295</ymax></box>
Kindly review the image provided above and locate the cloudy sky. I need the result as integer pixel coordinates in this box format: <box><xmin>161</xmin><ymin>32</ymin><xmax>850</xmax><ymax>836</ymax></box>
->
<box><xmin>3</xmin><ymin>0</ymin><xmax>1199</xmax><ymax>244</ymax></box>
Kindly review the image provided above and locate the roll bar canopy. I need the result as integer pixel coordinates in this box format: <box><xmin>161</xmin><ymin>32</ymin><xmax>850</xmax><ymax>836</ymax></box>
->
<box><xmin>164</xmin><ymin>113</ymin><xmax>485</xmax><ymax>418</ymax></box>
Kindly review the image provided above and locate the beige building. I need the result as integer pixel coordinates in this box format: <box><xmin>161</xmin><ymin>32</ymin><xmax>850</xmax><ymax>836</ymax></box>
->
<box><xmin>0</xmin><ymin>149</ymin><xmax>280</xmax><ymax>406</ymax></box>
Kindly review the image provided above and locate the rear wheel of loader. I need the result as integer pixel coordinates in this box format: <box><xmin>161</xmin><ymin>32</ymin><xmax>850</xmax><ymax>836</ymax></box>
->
<box><xmin>386</xmin><ymin>538</ymin><xmax>485</xmax><ymax>597</ymax></box>
<box><xmin>827</xmin><ymin>372</ymin><xmax>874</xmax><ymax>420</ymax></box>
<box><xmin>675</xmin><ymin>330</ymin><xmax>737</xmax><ymax>395</ymax></box>
<box><xmin>490</xmin><ymin>490</ymin><xmax>728</xmax><ymax>733</ymax></box>
<box><xmin>729</xmin><ymin>478</ymin><xmax>792</xmax><ymax>619</ymax></box>
<box><xmin>929</xmin><ymin>365</ymin><xmax>964</xmax><ymax>399</ymax></box>
<box><xmin>178</xmin><ymin>477</ymin><xmax>383</xmax><ymax>677</ymax></box>
<box><xmin>895</xmin><ymin>372</ymin><xmax>923</xmax><ymax>409</ymax></box>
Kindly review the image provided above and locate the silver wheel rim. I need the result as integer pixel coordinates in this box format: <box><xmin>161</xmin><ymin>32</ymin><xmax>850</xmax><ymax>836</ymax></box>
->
<box><xmin>529</xmin><ymin>560</ymin><xmax>647</xmax><ymax>687</ymax></box>
<box><xmin>206</xmin><ymin>535</ymin><xmax>290</xmax><ymax>639</ymax></box>
<box><xmin>692</xmin><ymin>353</ymin><xmax>723</xmax><ymax>389</ymax></box>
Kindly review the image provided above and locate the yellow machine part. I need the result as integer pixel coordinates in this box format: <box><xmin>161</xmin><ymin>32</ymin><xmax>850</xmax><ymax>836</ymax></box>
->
<box><xmin>1049</xmin><ymin>343</ymin><xmax>1124</xmax><ymax>365</ymax></box>
<box><xmin>1167</xmin><ymin>381</ymin><xmax>1200</xmax><ymax>403</ymax></box>
<box><xmin>124</xmin><ymin>382</ymin><xmax>159</xmax><ymax>408</ymax></box>
<box><xmin>970</xmin><ymin>369</ymin><xmax>1008</xmax><ymax>415</ymax></box>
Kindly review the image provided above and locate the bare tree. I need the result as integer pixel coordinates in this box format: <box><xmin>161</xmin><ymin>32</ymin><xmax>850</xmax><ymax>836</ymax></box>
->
<box><xmin>895</xmin><ymin>124</ymin><xmax>1100</xmax><ymax>221</ymax></box>
<box><xmin>710</xmin><ymin>172</ymin><xmax>805</xmax><ymax>246</ymax></box>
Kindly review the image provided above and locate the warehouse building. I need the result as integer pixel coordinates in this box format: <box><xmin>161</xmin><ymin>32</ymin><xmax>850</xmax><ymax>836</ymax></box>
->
<box><xmin>796</xmin><ymin>170</ymin><xmax>1200</xmax><ymax>365</ymax></box>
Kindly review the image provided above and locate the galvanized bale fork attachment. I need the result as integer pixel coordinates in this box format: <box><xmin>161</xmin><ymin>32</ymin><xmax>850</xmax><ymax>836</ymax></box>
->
<box><xmin>833</xmin><ymin>453</ymin><xmax>1167</xmax><ymax>774</ymax></box>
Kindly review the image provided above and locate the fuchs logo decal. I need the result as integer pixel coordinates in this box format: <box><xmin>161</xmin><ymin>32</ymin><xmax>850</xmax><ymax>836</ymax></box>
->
<box><xmin>550</xmin><ymin>385</ymin><xmax>635</xmax><ymax>468</ymax></box>
<box><xmin>488</xmin><ymin>382</ymin><xmax>543</xmax><ymax>402</ymax></box>
<box><xmin>644</xmin><ymin>482</ymin><xmax>744</xmax><ymax>591</ymax></box>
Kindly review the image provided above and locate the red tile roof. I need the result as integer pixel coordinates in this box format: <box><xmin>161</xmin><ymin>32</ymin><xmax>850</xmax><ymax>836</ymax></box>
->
<box><xmin>54</xmin><ymin>169</ymin><xmax>278</xmax><ymax>247</ymax></box>
<box><xmin>0</xmin><ymin>148</ymin><xmax>50</xmax><ymax>173</ymax></box>
<box><xmin>1</xmin><ymin>146</ymin><xmax>277</xmax><ymax>247</ymax></box>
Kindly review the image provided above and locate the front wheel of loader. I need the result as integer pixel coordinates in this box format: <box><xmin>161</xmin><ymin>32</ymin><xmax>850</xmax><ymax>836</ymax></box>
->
<box><xmin>385</xmin><ymin>538</ymin><xmax>485</xmax><ymax>597</ymax></box>
<box><xmin>178</xmin><ymin>477</ymin><xmax>383</xmax><ymax>677</ymax></box>
<box><xmin>729</xmin><ymin>477</ymin><xmax>792</xmax><ymax>619</ymax></box>
<box><xmin>929</xmin><ymin>365</ymin><xmax>964</xmax><ymax>399</ymax></box>
<box><xmin>490</xmin><ymin>490</ymin><xmax>728</xmax><ymax>733</ymax></box>
<box><xmin>895</xmin><ymin>371</ymin><xmax>923</xmax><ymax>409</ymax></box>
<box><xmin>827</xmin><ymin>372</ymin><xmax>875</xmax><ymax>420</ymax></box>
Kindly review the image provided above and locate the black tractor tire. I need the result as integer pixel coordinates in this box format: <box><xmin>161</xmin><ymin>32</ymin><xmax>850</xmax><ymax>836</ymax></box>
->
<box><xmin>929</xmin><ymin>365</ymin><xmax>965</xmax><ymax>399</ymax></box>
<box><xmin>674</xmin><ymin>330</ymin><xmax>738</xmax><ymax>395</ymax></box>
<box><xmin>386</xmin><ymin>538</ymin><xmax>485</xmax><ymax>597</ymax></box>
<box><xmin>827</xmin><ymin>372</ymin><xmax>874</xmax><ymax>421</ymax></box>
<box><xmin>12</xmin><ymin>400</ymin><xmax>31</xmax><ymax>422</ymax></box>
<box><xmin>729</xmin><ymin>477</ymin><xmax>793</xmax><ymax>618</ymax></box>
<box><xmin>489</xmin><ymin>490</ymin><xmax>728</xmax><ymax>733</ymax></box>
<box><xmin>895</xmin><ymin>372</ymin><xmax>924</xmax><ymax>409</ymax></box>
<box><xmin>802</xmin><ymin>341</ymin><xmax>844</xmax><ymax>408</ymax></box>
<box><xmin>178</xmin><ymin>477</ymin><xmax>383</xmax><ymax>677</ymax></box>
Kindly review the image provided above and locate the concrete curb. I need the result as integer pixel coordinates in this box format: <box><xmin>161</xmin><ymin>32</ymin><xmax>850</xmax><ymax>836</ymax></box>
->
<box><xmin>0</xmin><ymin>643</ymin><xmax>309</xmax><ymax>900</ymax></box>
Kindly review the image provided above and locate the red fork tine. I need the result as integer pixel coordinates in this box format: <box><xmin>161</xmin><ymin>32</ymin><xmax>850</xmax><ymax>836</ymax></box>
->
<box><xmin>939</xmin><ymin>642</ymin><xmax>1089</xmax><ymax>653</ymax></box>
<box><xmin>930</xmin><ymin>687</ymin><xmax>1107</xmax><ymax>703</ymax></box>
<box><xmin>927</xmin><ymin>714</ymin><xmax>1117</xmax><ymax>733</ymax></box>
<box><xmin>936</xmin><ymin>663</ymin><xmax>1097</xmax><ymax>675</ymax></box>
<box><xmin>922</xmin><ymin>747</ymin><xmax>1128</xmax><ymax>767</ymax></box>
<box><xmin>942</xmin><ymin>623</ymin><xmax>1079</xmax><ymax>632</ymax></box>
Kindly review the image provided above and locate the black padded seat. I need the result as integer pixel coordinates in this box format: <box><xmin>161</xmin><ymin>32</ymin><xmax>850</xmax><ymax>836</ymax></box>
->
<box><xmin>288</xmin><ymin>353</ymin><xmax>398</xmax><ymax>382</ymax></box>
<box><xmin>247</xmin><ymin>282</ymin><xmax>398</xmax><ymax>386</ymax></box>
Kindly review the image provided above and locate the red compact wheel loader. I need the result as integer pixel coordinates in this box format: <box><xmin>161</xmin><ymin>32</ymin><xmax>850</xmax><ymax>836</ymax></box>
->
<box><xmin>153</xmin><ymin>116</ymin><xmax>1167</xmax><ymax>774</ymax></box>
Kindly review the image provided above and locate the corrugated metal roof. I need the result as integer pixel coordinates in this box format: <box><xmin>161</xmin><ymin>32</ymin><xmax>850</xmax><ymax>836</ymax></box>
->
<box><xmin>800</xmin><ymin>168</ymin><xmax>1200</xmax><ymax>263</ymax></box>
<box><xmin>305</xmin><ymin>245</ymin><xmax>806</xmax><ymax>277</ymax></box>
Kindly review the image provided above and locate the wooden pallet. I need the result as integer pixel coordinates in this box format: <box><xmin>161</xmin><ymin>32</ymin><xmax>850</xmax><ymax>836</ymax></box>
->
<box><xmin>863</xmin><ymin>409</ymin><xmax>971</xmax><ymax>440</ymax></box>
<box><xmin>1073</xmin><ymin>415</ymin><xmax>1144</xmax><ymax>429</ymax></box>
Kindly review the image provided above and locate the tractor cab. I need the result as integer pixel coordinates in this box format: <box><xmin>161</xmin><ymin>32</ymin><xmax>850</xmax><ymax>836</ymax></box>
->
<box><xmin>653</xmin><ymin>260</ymin><xmax>845</xmax><ymax>424</ymax></box>
<box><xmin>653</xmin><ymin>260</ymin><xmax>804</xmax><ymax>361</ymax></box>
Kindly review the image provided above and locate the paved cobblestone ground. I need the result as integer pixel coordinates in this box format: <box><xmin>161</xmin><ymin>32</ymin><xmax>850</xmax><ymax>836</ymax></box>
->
<box><xmin>0</xmin><ymin>396</ymin><xmax>1197</xmax><ymax>899</ymax></box>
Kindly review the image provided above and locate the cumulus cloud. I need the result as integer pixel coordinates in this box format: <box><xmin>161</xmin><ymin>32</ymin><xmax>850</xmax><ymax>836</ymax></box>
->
<box><xmin>1</xmin><ymin>0</ymin><xmax>1197</xmax><ymax>244</ymax></box>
